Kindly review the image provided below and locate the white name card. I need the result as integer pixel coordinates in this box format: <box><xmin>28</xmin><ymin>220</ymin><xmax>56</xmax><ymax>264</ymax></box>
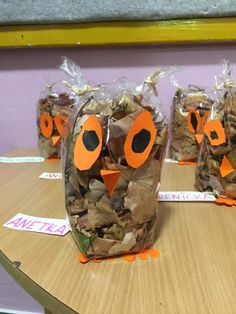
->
<box><xmin>158</xmin><ymin>191</ymin><xmax>216</xmax><ymax>202</ymax></box>
<box><xmin>0</xmin><ymin>157</ymin><xmax>45</xmax><ymax>163</ymax></box>
<box><xmin>3</xmin><ymin>213</ymin><xmax>70</xmax><ymax>236</ymax></box>
<box><xmin>39</xmin><ymin>172</ymin><xmax>62</xmax><ymax>179</ymax></box>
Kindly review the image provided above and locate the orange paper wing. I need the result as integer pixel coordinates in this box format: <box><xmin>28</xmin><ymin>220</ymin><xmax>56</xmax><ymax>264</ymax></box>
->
<box><xmin>220</xmin><ymin>155</ymin><xmax>234</xmax><ymax>177</ymax></box>
<box><xmin>124</xmin><ymin>111</ymin><xmax>157</xmax><ymax>168</ymax></box>
<box><xmin>74</xmin><ymin>115</ymin><xmax>103</xmax><ymax>171</ymax></box>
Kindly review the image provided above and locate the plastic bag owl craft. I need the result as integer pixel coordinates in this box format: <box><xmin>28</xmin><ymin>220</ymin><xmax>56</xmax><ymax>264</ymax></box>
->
<box><xmin>196</xmin><ymin>61</ymin><xmax>236</xmax><ymax>199</ymax></box>
<box><xmin>62</xmin><ymin>80</ymin><xmax>168</xmax><ymax>260</ymax></box>
<box><xmin>37</xmin><ymin>92</ymin><xmax>75</xmax><ymax>159</ymax></box>
<box><xmin>170</xmin><ymin>85</ymin><xmax>214</xmax><ymax>162</ymax></box>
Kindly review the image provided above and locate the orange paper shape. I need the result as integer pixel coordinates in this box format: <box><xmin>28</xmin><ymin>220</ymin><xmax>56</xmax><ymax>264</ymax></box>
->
<box><xmin>54</xmin><ymin>114</ymin><xmax>68</xmax><ymax>136</ymax></box>
<box><xmin>124</xmin><ymin>111</ymin><xmax>157</xmax><ymax>168</ymax></box>
<box><xmin>137</xmin><ymin>252</ymin><xmax>148</xmax><ymax>260</ymax></box>
<box><xmin>52</xmin><ymin>136</ymin><xmax>60</xmax><ymax>146</ymax></box>
<box><xmin>74</xmin><ymin>115</ymin><xmax>103</xmax><ymax>171</ymax></box>
<box><xmin>146</xmin><ymin>248</ymin><xmax>160</xmax><ymax>258</ymax></box>
<box><xmin>39</xmin><ymin>114</ymin><xmax>53</xmax><ymax>138</ymax></box>
<box><xmin>204</xmin><ymin>119</ymin><xmax>226</xmax><ymax>146</ymax></box>
<box><xmin>201</xmin><ymin>111</ymin><xmax>210</xmax><ymax>128</ymax></box>
<box><xmin>123</xmin><ymin>254</ymin><xmax>136</xmax><ymax>262</ymax></box>
<box><xmin>178</xmin><ymin>161</ymin><xmax>197</xmax><ymax>166</ymax></box>
<box><xmin>100</xmin><ymin>169</ymin><xmax>121</xmax><ymax>196</ymax></box>
<box><xmin>220</xmin><ymin>155</ymin><xmax>234</xmax><ymax>177</ymax></box>
<box><xmin>78</xmin><ymin>248</ymin><xmax>161</xmax><ymax>264</ymax></box>
<box><xmin>194</xmin><ymin>134</ymin><xmax>203</xmax><ymax>144</ymax></box>
<box><xmin>187</xmin><ymin>110</ymin><xmax>201</xmax><ymax>134</ymax></box>
<box><xmin>215</xmin><ymin>197</ymin><xmax>236</xmax><ymax>206</ymax></box>
<box><xmin>44</xmin><ymin>158</ymin><xmax>61</xmax><ymax>162</ymax></box>
<box><xmin>79</xmin><ymin>254</ymin><xmax>89</xmax><ymax>263</ymax></box>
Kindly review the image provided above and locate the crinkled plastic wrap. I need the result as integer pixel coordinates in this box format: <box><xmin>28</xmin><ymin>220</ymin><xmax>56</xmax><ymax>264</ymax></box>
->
<box><xmin>169</xmin><ymin>85</ymin><xmax>214</xmax><ymax>161</ymax></box>
<box><xmin>62</xmin><ymin>73</ymin><xmax>168</xmax><ymax>259</ymax></box>
<box><xmin>37</xmin><ymin>57</ymin><xmax>89</xmax><ymax>159</ymax></box>
<box><xmin>37</xmin><ymin>87</ymin><xmax>75</xmax><ymax>159</ymax></box>
<box><xmin>195</xmin><ymin>61</ymin><xmax>236</xmax><ymax>199</ymax></box>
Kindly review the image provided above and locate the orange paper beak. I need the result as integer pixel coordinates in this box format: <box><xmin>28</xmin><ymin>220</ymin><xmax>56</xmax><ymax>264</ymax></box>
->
<box><xmin>194</xmin><ymin>134</ymin><xmax>203</xmax><ymax>144</ymax></box>
<box><xmin>100</xmin><ymin>169</ymin><xmax>121</xmax><ymax>196</ymax></box>
<box><xmin>52</xmin><ymin>136</ymin><xmax>61</xmax><ymax>146</ymax></box>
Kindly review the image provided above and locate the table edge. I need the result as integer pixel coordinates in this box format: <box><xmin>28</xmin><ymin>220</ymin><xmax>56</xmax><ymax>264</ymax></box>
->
<box><xmin>0</xmin><ymin>250</ymin><xmax>78</xmax><ymax>314</ymax></box>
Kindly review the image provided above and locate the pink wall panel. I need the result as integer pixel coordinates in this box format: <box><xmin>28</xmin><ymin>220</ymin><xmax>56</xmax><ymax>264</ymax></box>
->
<box><xmin>1</xmin><ymin>44</ymin><xmax>236</xmax><ymax>154</ymax></box>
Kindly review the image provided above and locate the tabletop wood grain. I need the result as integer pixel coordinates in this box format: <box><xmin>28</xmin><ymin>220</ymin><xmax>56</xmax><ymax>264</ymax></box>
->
<box><xmin>0</xmin><ymin>148</ymin><xmax>236</xmax><ymax>314</ymax></box>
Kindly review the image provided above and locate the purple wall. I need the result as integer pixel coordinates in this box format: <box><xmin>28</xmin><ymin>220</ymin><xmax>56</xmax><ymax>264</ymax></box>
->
<box><xmin>1</xmin><ymin>44</ymin><xmax>236</xmax><ymax>154</ymax></box>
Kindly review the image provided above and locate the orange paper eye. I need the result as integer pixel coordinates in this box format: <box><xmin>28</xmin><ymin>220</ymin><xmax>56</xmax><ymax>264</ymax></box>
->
<box><xmin>54</xmin><ymin>114</ymin><xmax>68</xmax><ymax>136</ymax></box>
<box><xmin>187</xmin><ymin>110</ymin><xmax>201</xmax><ymax>134</ymax></box>
<box><xmin>204</xmin><ymin>119</ymin><xmax>226</xmax><ymax>146</ymax></box>
<box><xmin>201</xmin><ymin>111</ymin><xmax>210</xmax><ymax>128</ymax></box>
<box><xmin>40</xmin><ymin>114</ymin><xmax>53</xmax><ymax>138</ymax></box>
<box><xmin>74</xmin><ymin>115</ymin><xmax>102</xmax><ymax>171</ymax></box>
<box><xmin>124</xmin><ymin>111</ymin><xmax>157</xmax><ymax>168</ymax></box>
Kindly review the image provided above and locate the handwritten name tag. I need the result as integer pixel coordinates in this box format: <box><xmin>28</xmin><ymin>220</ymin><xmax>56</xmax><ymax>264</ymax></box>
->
<box><xmin>3</xmin><ymin>213</ymin><xmax>70</xmax><ymax>236</ymax></box>
<box><xmin>0</xmin><ymin>157</ymin><xmax>45</xmax><ymax>163</ymax></box>
<box><xmin>39</xmin><ymin>172</ymin><xmax>62</xmax><ymax>179</ymax></box>
<box><xmin>158</xmin><ymin>191</ymin><xmax>216</xmax><ymax>202</ymax></box>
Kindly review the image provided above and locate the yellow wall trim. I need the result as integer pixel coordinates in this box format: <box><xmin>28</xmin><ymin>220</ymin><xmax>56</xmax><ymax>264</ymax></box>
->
<box><xmin>1</xmin><ymin>18</ymin><xmax>236</xmax><ymax>48</ymax></box>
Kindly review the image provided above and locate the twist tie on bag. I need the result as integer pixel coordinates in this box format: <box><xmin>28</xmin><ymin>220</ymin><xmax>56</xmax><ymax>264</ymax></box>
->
<box><xmin>46</xmin><ymin>80</ymin><xmax>62</xmax><ymax>91</ymax></box>
<box><xmin>224</xmin><ymin>78</ymin><xmax>235</xmax><ymax>89</ymax></box>
<box><xmin>217</xmin><ymin>59</ymin><xmax>236</xmax><ymax>90</ymax></box>
<box><xmin>62</xmin><ymin>80</ymin><xmax>99</xmax><ymax>96</ymax></box>
<box><xmin>144</xmin><ymin>69</ymin><xmax>162</xmax><ymax>96</ymax></box>
<box><xmin>188</xmin><ymin>84</ymin><xmax>205</xmax><ymax>92</ymax></box>
<box><xmin>41</xmin><ymin>80</ymin><xmax>64</xmax><ymax>94</ymax></box>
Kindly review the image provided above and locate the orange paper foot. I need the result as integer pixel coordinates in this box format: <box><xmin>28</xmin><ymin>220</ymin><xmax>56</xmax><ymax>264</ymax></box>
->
<box><xmin>79</xmin><ymin>254</ymin><xmax>89</xmax><ymax>264</ymax></box>
<box><xmin>178</xmin><ymin>161</ymin><xmax>197</xmax><ymax>166</ymax></box>
<box><xmin>44</xmin><ymin>158</ymin><xmax>61</xmax><ymax>162</ymax></box>
<box><xmin>215</xmin><ymin>197</ymin><xmax>236</xmax><ymax>206</ymax></box>
<box><xmin>78</xmin><ymin>248</ymin><xmax>161</xmax><ymax>264</ymax></box>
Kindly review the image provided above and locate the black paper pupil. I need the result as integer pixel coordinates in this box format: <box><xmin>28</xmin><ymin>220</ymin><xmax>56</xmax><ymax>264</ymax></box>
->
<box><xmin>45</xmin><ymin>120</ymin><xmax>49</xmax><ymax>127</ymax></box>
<box><xmin>82</xmin><ymin>130</ymin><xmax>99</xmax><ymax>151</ymax></box>
<box><xmin>210</xmin><ymin>130</ymin><xmax>219</xmax><ymax>140</ymax></box>
<box><xmin>132</xmin><ymin>129</ymin><xmax>151</xmax><ymax>153</ymax></box>
<box><xmin>190</xmin><ymin>112</ymin><xmax>198</xmax><ymax>132</ymax></box>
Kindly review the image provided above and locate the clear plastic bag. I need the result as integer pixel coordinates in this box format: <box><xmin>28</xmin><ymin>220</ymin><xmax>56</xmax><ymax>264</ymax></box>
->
<box><xmin>37</xmin><ymin>57</ymin><xmax>90</xmax><ymax>159</ymax></box>
<box><xmin>169</xmin><ymin>83</ymin><xmax>214</xmax><ymax>161</ymax></box>
<box><xmin>62</xmin><ymin>67</ymin><xmax>168</xmax><ymax>259</ymax></box>
<box><xmin>37</xmin><ymin>84</ymin><xmax>75</xmax><ymax>159</ymax></box>
<box><xmin>195</xmin><ymin>60</ymin><xmax>236</xmax><ymax>199</ymax></box>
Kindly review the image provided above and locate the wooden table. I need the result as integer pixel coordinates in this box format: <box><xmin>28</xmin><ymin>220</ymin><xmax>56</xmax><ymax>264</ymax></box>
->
<box><xmin>1</xmin><ymin>148</ymin><xmax>236</xmax><ymax>314</ymax></box>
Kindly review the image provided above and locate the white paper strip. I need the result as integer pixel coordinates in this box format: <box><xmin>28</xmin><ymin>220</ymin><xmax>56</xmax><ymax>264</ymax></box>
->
<box><xmin>158</xmin><ymin>191</ymin><xmax>216</xmax><ymax>202</ymax></box>
<box><xmin>0</xmin><ymin>157</ymin><xmax>45</xmax><ymax>163</ymax></box>
<box><xmin>38</xmin><ymin>172</ymin><xmax>62</xmax><ymax>179</ymax></box>
<box><xmin>164</xmin><ymin>158</ymin><xmax>178</xmax><ymax>163</ymax></box>
<box><xmin>3</xmin><ymin>213</ymin><xmax>70</xmax><ymax>236</ymax></box>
